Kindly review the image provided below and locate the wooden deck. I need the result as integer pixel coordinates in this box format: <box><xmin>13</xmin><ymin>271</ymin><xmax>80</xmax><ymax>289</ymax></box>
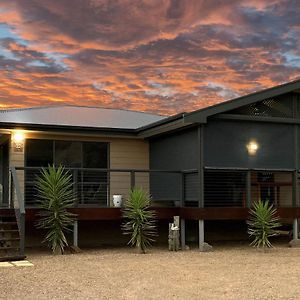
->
<box><xmin>2</xmin><ymin>207</ymin><xmax>300</xmax><ymax>221</ymax></box>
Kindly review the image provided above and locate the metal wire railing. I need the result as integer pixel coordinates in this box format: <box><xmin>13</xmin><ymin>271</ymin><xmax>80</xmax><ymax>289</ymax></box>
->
<box><xmin>14</xmin><ymin>166</ymin><xmax>183</xmax><ymax>207</ymax></box>
<box><xmin>10</xmin><ymin>166</ymin><xmax>297</xmax><ymax>209</ymax></box>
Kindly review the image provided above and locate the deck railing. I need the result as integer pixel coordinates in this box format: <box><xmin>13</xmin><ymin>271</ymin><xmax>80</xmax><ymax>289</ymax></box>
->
<box><xmin>14</xmin><ymin>166</ymin><xmax>184</xmax><ymax>208</ymax></box>
<box><xmin>9</xmin><ymin>166</ymin><xmax>297</xmax><ymax>211</ymax></box>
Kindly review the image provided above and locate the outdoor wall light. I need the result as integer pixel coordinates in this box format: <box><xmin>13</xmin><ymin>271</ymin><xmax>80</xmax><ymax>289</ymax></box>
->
<box><xmin>12</xmin><ymin>131</ymin><xmax>25</xmax><ymax>152</ymax></box>
<box><xmin>246</xmin><ymin>140</ymin><xmax>259</xmax><ymax>156</ymax></box>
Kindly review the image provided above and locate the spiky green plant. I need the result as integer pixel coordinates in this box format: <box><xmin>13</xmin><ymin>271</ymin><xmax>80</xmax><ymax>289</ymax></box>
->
<box><xmin>247</xmin><ymin>200</ymin><xmax>281</xmax><ymax>249</ymax></box>
<box><xmin>122</xmin><ymin>188</ymin><xmax>157</xmax><ymax>253</ymax></box>
<box><xmin>35</xmin><ymin>165</ymin><xmax>76</xmax><ymax>254</ymax></box>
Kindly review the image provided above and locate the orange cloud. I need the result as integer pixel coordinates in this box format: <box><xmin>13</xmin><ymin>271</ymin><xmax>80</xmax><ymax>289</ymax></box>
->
<box><xmin>0</xmin><ymin>0</ymin><xmax>299</xmax><ymax>116</ymax></box>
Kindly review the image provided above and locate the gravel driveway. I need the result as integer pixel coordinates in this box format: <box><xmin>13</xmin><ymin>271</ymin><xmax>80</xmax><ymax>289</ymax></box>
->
<box><xmin>1</xmin><ymin>243</ymin><xmax>300</xmax><ymax>300</ymax></box>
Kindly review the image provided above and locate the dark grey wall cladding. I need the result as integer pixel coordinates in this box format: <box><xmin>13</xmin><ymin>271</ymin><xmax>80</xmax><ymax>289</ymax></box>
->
<box><xmin>150</xmin><ymin>128</ymin><xmax>198</xmax><ymax>170</ymax></box>
<box><xmin>204</xmin><ymin>120</ymin><xmax>294</xmax><ymax>169</ymax></box>
<box><xmin>149</xmin><ymin>128</ymin><xmax>198</xmax><ymax>201</ymax></box>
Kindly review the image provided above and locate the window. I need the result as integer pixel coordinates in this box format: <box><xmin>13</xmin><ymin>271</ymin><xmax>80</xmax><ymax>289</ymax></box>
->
<box><xmin>26</xmin><ymin>139</ymin><xmax>53</xmax><ymax>167</ymax></box>
<box><xmin>83</xmin><ymin>142</ymin><xmax>108</xmax><ymax>168</ymax></box>
<box><xmin>25</xmin><ymin>139</ymin><xmax>109</xmax><ymax>206</ymax></box>
<box><xmin>55</xmin><ymin>141</ymin><xmax>81</xmax><ymax>167</ymax></box>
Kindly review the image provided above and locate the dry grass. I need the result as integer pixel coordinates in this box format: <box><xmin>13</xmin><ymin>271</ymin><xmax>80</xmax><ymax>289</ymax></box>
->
<box><xmin>1</xmin><ymin>243</ymin><xmax>300</xmax><ymax>300</ymax></box>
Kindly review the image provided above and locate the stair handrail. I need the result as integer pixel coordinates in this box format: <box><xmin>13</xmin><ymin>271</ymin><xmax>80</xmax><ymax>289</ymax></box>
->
<box><xmin>9</xmin><ymin>165</ymin><xmax>25</xmax><ymax>256</ymax></box>
<box><xmin>10</xmin><ymin>166</ymin><xmax>25</xmax><ymax>214</ymax></box>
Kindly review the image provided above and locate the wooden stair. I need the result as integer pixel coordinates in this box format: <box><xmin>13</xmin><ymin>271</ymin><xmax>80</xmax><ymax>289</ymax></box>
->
<box><xmin>0</xmin><ymin>211</ymin><xmax>26</xmax><ymax>262</ymax></box>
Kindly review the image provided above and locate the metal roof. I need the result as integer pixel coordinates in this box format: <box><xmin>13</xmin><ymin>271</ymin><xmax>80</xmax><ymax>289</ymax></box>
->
<box><xmin>2</xmin><ymin>79</ymin><xmax>300</xmax><ymax>135</ymax></box>
<box><xmin>0</xmin><ymin>105</ymin><xmax>166</xmax><ymax>130</ymax></box>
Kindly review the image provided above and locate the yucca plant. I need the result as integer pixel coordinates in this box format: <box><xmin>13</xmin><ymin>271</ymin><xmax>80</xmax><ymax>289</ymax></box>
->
<box><xmin>35</xmin><ymin>165</ymin><xmax>76</xmax><ymax>254</ymax></box>
<box><xmin>122</xmin><ymin>188</ymin><xmax>157</xmax><ymax>253</ymax></box>
<box><xmin>247</xmin><ymin>200</ymin><xmax>281</xmax><ymax>249</ymax></box>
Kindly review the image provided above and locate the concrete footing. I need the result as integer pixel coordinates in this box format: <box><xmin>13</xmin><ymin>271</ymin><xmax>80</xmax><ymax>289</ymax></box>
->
<box><xmin>198</xmin><ymin>219</ymin><xmax>213</xmax><ymax>252</ymax></box>
<box><xmin>199</xmin><ymin>242</ymin><xmax>213</xmax><ymax>252</ymax></box>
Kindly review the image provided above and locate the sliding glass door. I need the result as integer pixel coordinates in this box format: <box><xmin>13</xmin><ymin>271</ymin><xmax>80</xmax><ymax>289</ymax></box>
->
<box><xmin>25</xmin><ymin>139</ymin><xmax>109</xmax><ymax>206</ymax></box>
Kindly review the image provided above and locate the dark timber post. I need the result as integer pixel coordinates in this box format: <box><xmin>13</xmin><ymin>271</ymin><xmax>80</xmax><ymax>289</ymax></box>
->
<box><xmin>130</xmin><ymin>171</ymin><xmax>135</xmax><ymax>190</ymax></box>
<box><xmin>292</xmin><ymin>94</ymin><xmax>299</xmax><ymax>240</ymax></box>
<box><xmin>73</xmin><ymin>220</ymin><xmax>78</xmax><ymax>247</ymax></box>
<box><xmin>180</xmin><ymin>172</ymin><xmax>185</xmax><ymax>249</ymax></box>
<box><xmin>19</xmin><ymin>213</ymin><xmax>25</xmax><ymax>256</ymax></box>
<box><xmin>246</xmin><ymin>171</ymin><xmax>251</xmax><ymax>208</ymax></box>
<box><xmin>73</xmin><ymin>169</ymin><xmax>78</xmax><ymax>206</ymax></box>
<box><xmin>198</xmin><ymin>125</ymin><xmax>205</xmax><ymax>251</ymax></box>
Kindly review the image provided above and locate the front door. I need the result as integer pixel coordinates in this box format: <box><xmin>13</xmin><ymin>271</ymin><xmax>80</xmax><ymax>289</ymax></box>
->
<box><xmin>0</xmin><ymin>141</ymin><xmax>9</xmax><ymax>207</ymax></box>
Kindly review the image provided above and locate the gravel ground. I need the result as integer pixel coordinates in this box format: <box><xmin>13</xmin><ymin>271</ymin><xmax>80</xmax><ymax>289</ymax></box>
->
<box><xmin>1</xmin><ymin>243</ymin><xmax>300</xmax><ymax>300</ymax></box>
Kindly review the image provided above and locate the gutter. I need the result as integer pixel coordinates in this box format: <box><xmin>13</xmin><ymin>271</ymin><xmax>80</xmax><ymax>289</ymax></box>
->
<box><xmin>0</xmin><ymin>122</ymin><xmax>137</xmax><ymax>137</ymax></box>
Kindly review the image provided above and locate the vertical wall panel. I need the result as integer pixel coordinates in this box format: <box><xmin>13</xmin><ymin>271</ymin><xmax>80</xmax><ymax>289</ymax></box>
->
<box><xmin>204</xmin><ymin>120</ymin><xmax>294</xmax><ymax>169</ymax></box>
<box><xmin>149</xmin><ymin>128</ymin><xmax>198</xmax><ymax>204</ymax></box>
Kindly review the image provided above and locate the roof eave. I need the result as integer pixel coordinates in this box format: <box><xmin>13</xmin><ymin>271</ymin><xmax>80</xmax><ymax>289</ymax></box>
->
<box><xmin>137</xmin><ymin>113</ymin><xmax>198</xmax><ymax>138</ymax></box>
<box><xmin>0</xmin><ymin>122</ymin><xmax>138</xmax><ymax>137</ymax></box>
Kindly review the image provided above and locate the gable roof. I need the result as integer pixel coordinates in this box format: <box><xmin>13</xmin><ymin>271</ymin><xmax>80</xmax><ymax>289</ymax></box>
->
<box><xmin>184</xmin><ymin>78</ymin><xmax>300</xmax><ymax>123</ymax></box>
<box><xmin>138</xmin><ymin>79</ymin><xmax>300</xmax><ymax>137</ymax></box>
<box><xmin>1</xmin><ymin>79</ymin><xmax>300</xmax><ymax>137</ymax></box>
<box><xmin>0</xmin><ymin>105</ymin><xmax>165</xmax><ymax>131</ymax></box>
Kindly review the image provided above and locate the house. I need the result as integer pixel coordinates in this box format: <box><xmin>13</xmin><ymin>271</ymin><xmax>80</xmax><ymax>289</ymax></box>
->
<box><xmin>1</xmin><ymin>79</ymin><xmax>300</xmax><ymax>259</ymax></box>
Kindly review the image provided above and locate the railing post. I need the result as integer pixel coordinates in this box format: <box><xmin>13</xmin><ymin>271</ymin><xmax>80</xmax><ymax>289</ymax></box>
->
<box><xmin>73</xmin><ymin>169</ymin><xmax>78</xmax><ymax>206</ymax></box>
<box><xmin>130</xmin><ymin>171</ymin><xmax>135</xmax><ymax>190</ymax></box>
<box><xmin>9</xmin><ymin>171</ymin><xmax>12</xmax><ymax>209</ymax></box>
<box><xmin>107</xmin><ymin>170</ymin><xmax>110</xmax><ymax>207</ymax></box>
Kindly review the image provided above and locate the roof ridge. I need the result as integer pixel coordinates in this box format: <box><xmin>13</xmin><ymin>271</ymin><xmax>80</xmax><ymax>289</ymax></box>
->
<box><xmin>0</xmin><ymin>104</ymin><xmax>166</xmax><ymax>117</ymax></box>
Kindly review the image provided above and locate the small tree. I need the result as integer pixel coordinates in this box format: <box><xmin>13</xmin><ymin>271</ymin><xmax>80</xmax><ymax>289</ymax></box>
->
<box><xmin>35</xmin><ymin>165</ymin><xmax>76</xmax><ymax>254</ymax></box>
<box><xmin>247</xmin><ymin>200</ymin><xmax>281</xmax><ymax>249</ymax></box>
<box><xmin>122</xmin><ymin>188</ymin><xmax>157</xmax><ymax>253</ymax></box>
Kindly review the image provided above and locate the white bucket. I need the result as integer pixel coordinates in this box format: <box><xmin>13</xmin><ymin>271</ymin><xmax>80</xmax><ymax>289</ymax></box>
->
<box><xmin>113</xmin><ymin>195</ymin><xmax>123</xmax><ymax>207</ymax></box>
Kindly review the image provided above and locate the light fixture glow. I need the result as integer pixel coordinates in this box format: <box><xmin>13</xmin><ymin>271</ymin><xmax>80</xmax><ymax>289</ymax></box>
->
<box><xmin>13</xmin><ymin>132</ymin><xmax>25</xmax><ymax>143</ymax></box>
<box><xmin>246</xmin><ymin>140</ymin><xmax>259</xmax><ymax>155</ymax></box>
<box><xmin>12</xmin><ymin>131</ymin><xmax>25</xmax><ymax>152</ymax></box>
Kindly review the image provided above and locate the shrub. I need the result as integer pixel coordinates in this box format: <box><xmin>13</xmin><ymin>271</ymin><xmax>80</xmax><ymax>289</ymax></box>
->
<box><xmin>247</xmin><ymin>200</ymin><xmax>281</xmax><ymax>249</ymax></box>
<box><xmin>35</xmin><ymin>165</ymin><xmax>76</xmax><ymax>254</ymax></box>
<box><xmin>122</xmin><ymin>188</ymin><xmax>157</xmax><ymax>253</ymax></box>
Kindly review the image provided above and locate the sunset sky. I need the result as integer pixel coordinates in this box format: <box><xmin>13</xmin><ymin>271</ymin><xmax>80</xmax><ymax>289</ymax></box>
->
<box><xmin>0</xmin><ymin>1</ymin><xmax>300</xmax><ymax>115</ymax></box>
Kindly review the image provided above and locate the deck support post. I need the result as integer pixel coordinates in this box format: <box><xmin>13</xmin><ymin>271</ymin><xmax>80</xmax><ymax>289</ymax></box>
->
<box><xmin>293</xmin><ymin>218</ymin><xmax>299</xmax><ymax>240</ymax></box>
<box><xmin>197</xmin><ymin>125</ymin><xmax>204</xmax><ymax>208</ymax></box>
<box><xmin>246</xmin><ymin>170</ymin><xmax>251</xmax><ymax>208</ymax></box>
<box><xmin>180</xmin><ymin>218</ymin><xmax>185</xmax><ymax>250</ymax></box>
<box><xmin>19</xmin><ymin>213</ymin><xmax>25</xmax><ymax>256</ymax></box>
<box><xmin>199</xmin><ymin>219</ymin><xmax>205</xmax><ymax>251</ymax></box>
<box><xmin>197</xmin><ymin>125</ymin><xmax>208</xmax><ymax>252</ymax></box>
<box><xmin>292</xmin><ymin>170</ymin><xmax>299</xmax><ymax>207</ymax></box>
<box><xmin>73</xmin><ymin>220</ymin><xmax>78</xmax><ymax>247</ymax></box>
